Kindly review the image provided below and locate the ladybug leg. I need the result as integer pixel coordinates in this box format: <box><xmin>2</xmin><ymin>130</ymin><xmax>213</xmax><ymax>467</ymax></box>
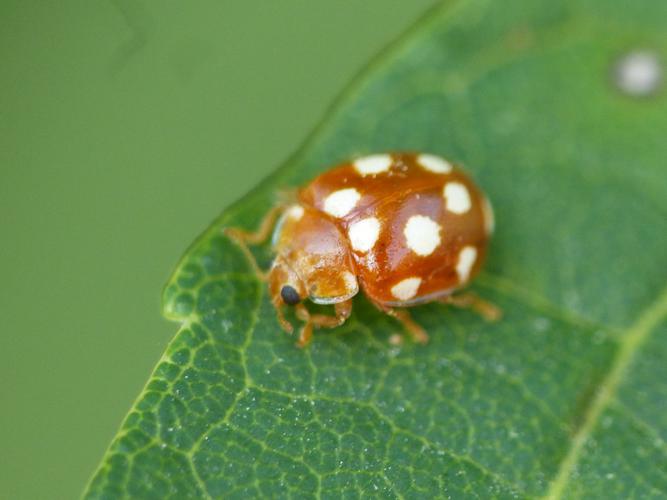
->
<box><xmin>439</xmin><ymin>291</ymin><xmax>502</xmax><ymax>321</ymax></box>
<box><xmin>332</xmin><ymin>300</ymin><xmax>353</xmax><ymax>326</ymax></box>
<box><xmin>293</xmin><ymin>300</ymin><xmax>353</xmax><ymax>347</ymax></box>
<box><xmin>371</xmin><ymin>301</ymin><xmax>428</xmax><ymax>344</ymax></box>
<box><xmin>271</xmin><ymin>295</ymin><xmax>294</xmax><ymax>334</ymax></box>
<box><xmin>223</xmin><ymin>204</ymin><xmax>285</xmax><ymax>281</ymax></box>
<box><xmin>294</xmin><ymin>304</ymin><xmax>314</xmax><ymax>348</ymax></box>
<box><xmin>387</xmin><ymin>309</ymin><xmax>429</xmax><ymax>344</ymax></box>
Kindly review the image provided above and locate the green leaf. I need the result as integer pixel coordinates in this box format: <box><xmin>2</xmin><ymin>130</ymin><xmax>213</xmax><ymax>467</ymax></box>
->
<box><xmin>85</xmin><ymin>0</ymin><xmax>667</xmax><ymax>498</ymax></box>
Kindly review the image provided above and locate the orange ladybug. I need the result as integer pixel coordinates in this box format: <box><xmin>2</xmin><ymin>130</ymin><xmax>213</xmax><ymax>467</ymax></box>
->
<box><xmin>226</xmin><ymin>152</ymin><xmax>499</xmax><ymax>347</ymax></box>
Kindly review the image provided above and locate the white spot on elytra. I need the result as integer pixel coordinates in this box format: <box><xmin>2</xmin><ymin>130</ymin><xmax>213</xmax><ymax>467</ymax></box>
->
<box><xmin>456</xmin><ymin>246</ymin><xmax>477</xmax><ymax>283</ymax></box>
<box><xmin>348</xmin><ymin>217</ymin><xmax>380</xmax><ymax>253</ymax></box>
<box><xmin>481</xmin><ymin>196</ymin><xmax>495</xmax><ymax>234</ymax></box>
<box><xmin>443</xmin><ymin>182</ymin><xmax>472</xmax><ymax>214</ymax></box>
<box><xmin>417</xmin><ymin>154</ymin><xmax>452</xmax><ymax>174</ymax></box>
<box><xmin>391</xmin><ymin>277</ymin><xmax>422</xmax><ymax>301</ymax></box>
<box><xmin>287</xmin><ymin>204</ymin><xmax>304</xmax><ymax>220</ymax></box>
<box><xmin>323</xmin><ymin>188</ymin><xmax>360</xmax><ymax>218</ymax></box>
<box><xmin>404</xmin><ymin>215</ymin><xmax>441</xmax><ymax>256</ymax></box>
<box><xmin>354</xmin><ymin>154</ymin><xmax>392</xmax><ymax>175</ymax></box>
<box><xmin>614</xmin><ymin>50</ymin><xmax>662</xmax><ymax>96</ymax></box>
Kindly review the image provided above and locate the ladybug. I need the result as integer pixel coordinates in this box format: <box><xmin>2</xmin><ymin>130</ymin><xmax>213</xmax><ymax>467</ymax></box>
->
<box><xmin>226</xmin><ymin>152</ymin><xmax>499</xmax><ymax>347</ymax></box>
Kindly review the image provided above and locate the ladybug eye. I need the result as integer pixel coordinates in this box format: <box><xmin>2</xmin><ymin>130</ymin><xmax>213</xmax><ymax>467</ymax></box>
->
<box><xmin>280</xmin><ymin>285</ymin><xmax>301</xmax><ymax>305</ymax></box>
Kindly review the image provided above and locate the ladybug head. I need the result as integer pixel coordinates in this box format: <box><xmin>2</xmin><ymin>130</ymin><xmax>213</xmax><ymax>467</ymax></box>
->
<box><xmin>270</xmin><ymin>204</ymin><xmax>359</xmax><ymax>306</ymax></box>
<box><xmin>268</xmin><ymin>257</ymin><xmax>307</xmax><ymax>307</ymax></box>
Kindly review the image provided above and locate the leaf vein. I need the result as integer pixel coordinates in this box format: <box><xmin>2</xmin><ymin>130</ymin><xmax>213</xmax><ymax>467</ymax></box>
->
<box><xmin>543</xmin><ymin>284</ymin><xmax>667</xmax><ymax>499</ymax></box>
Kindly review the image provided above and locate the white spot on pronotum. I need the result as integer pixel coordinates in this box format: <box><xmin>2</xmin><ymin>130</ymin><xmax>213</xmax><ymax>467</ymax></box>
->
<box><xmin>417</xmin><ymin>154</ymin><xmax>452</xmax><ymax>174</ymax></box>
<box><xmin>323</xmin><ymin>188</ymin><xmax>361</xmax><ymax>218</ymax></box>
<box><xmin>404</xmin><ymin>215</ymin><xmax>441</xmax><ymax>256</ymax></box>
<box><xmin>391</xmin><ymin>277</ymin><xmax>422</xmax><ymax>301</ymax></box>
<box><xmin>456</xmin><ymin>246</ymin><xmax>477</xmax><ymax>283</ymax></box>
<box><xmin>614</xmin><ymin>50</ymin><xmax>662</xmax><ymax>96</ymax></box>
<box><xmin>287</xmin><ymin>204</ymin><xmax>304</xmax><ymax>220</ymax></box>
<box><xmin>354</xmin><ymin>154</ymin><xmax>392</xmax><ymax>175</ymax></box>
<box><xmin>443</xmin><ymin>182</ymin><xmax>472</xmax><ymax>214</ymax></box>
<box><xmin>348</xmin><ymin>217</ymin><xmax>381</xmax><ymax>253</ymax></box>
<box><xmin>342</xmin><ymin>271</ymin><xmax>357</xmax><ymax>292</ymax></box>
<box><xmin>481</xmin><ymin>196</ymin><xmax>495</xmax><ymax>234</ymax></box>
<box><xmin>272</xmin><ymin>205</ymin><xmax>304</xmax><ymax>246</ymax></box>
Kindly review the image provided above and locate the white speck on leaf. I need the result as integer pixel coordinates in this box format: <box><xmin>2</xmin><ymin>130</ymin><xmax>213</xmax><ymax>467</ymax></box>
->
<box><xmin>494</xmin><ymin>363</ymin><xmax>507</xmax><ymax>375</ymax></box>
<box><xmin>614</xmin><ymin>50</ymin><xmax>663</xmax><ymax>96</ymax></box>
<box><xmin>221</xmin><ymin>319</ymin><xmax>233</xmax><ymax>332</ymax></box>
<box><xmin>533</xmin><ymin>317</ymin><xmax>551</xmax><ymax>332</ymax></box>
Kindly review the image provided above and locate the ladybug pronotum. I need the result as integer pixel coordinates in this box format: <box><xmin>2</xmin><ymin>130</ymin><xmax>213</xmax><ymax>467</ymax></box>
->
<box><xmin>226</xmin><ymin>152</ymin><xmax>499</xmax><ymax>347</ymax></box>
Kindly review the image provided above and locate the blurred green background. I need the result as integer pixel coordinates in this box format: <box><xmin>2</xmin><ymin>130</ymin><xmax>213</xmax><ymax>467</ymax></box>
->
<box><xmin>0</xmin><ymin>1</ymin><xmax>435</xmax><ymax>498</ymax></box>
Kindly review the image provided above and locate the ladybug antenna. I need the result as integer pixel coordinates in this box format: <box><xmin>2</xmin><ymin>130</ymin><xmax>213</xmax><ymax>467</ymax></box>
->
<box><xmin>280</xmin><ymin>285</ymin><xmax>301</xmax><ymax>306</ymax></box>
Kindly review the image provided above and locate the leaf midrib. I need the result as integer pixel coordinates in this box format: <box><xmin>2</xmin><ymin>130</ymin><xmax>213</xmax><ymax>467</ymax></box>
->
<box><xmin>543</xmin><ymin>284</ymin><xmax>667</xmax><ymax>499</ymax></box>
